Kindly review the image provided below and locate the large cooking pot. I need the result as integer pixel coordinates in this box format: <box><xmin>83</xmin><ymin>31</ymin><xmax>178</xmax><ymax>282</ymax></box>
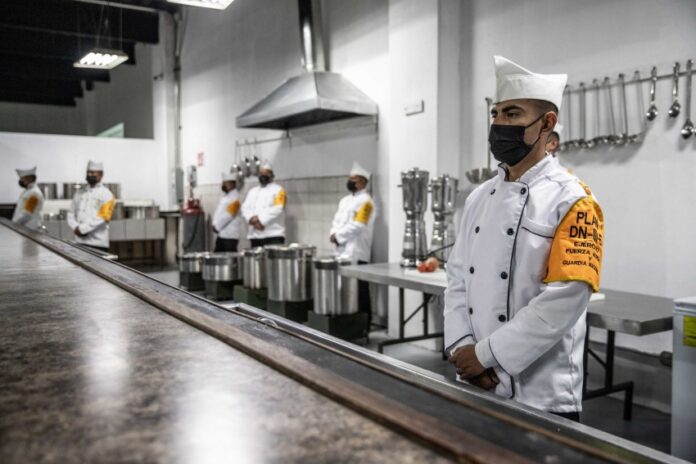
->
<box><xmin>37</xmin><ymin>183</ymin><xmax>58</xmax><ymax>200</ymax></box>
<box><xmin>312</xmin><ymin>257</ymin><xmax>358</xmax><ymax>316</ymax></box>
<box><xmin>243</xmin><ymin>247</ymin><xmax>266</xmax><ymax>289</ymax></box>
<box><xmin>111</xmin><ymin>201</ymin><xmax>125</xmax><ymax>220</ymax></box>
<box><xmin>63</xmin><ymin>183</ymin><xmax>87</xmax><ymax>199</ymax></box>
<box><xmin>265</xmin><ymin>244</ymin><xmax>315</xmax><ymax>302</ymax></box>
<box><xmin>125</xmin><ymin>205</ymin><xmax>160</xmax><ymax>219</ymax></box>
<box><xmin>104</xmin><ymin>183</ymin><xmax>121</xmax><ymax>199</ymax></box>
<box><xmin>179</xmin><ymin>252</ymin><xmax>209</xmax><ymax>273</ymax></box>
<box><xmin>202</xmin><ymin>252</ymin><xmax>243</xmax><ymax>282</ymax></box>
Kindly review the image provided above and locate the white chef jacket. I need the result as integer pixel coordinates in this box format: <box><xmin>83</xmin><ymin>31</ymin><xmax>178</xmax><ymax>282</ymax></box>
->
<box><xmin>12</xmin><ymin>183</ymin><xmax>44</xmax><ymax>230</ymax></box>
<box><xmin>66</xmin><ymin>183</ymin><xmax>115</xmax><ymax>248</ymax></box>
<box><xmin>241</xmin><ymin>182</ymin><xmax>286</xmax><ymax>239</ymax></box>
<box><xmin>330</xmin><ymin>189</ymin><xmax>376</xmax><ymax>263</ymax></box>
<box><xmin>212</xmin><ymin>189</ymin><xmax>243</xmax><ymax>239</ymax></box>
<box><xmin>444</xmin><ymin>155</ymin><xmax>604</xmax><ymax>413</ymax></box>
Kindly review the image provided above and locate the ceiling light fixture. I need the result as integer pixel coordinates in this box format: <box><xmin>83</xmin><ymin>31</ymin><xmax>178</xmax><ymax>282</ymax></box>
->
<box><xmin>167</xmin><ymin>0</ymin><xmax>234</xmax><ymax>10</ymax></box>
<box><xmin>74</xmin><ymin>48</ymin><xmax>129</xmax><ymax>70</ymax></box>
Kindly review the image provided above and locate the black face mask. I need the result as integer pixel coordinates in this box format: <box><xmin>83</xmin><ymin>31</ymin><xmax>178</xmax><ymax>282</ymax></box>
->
<box><xmin>86</xmin><ymin>175</ymin><xmax>98</xmax><ymax>186</ymax></box>
<box><xmin>346</xmin><ymin>180</ymin><xmax>357</xmax><ymax>192</ymax></box>
<box><xmin>258</xmin><ymin>175</ymin><xmax>270</xmax><ymax>186</ymax></box>
<box><xmin>18</xmin><ymin>180</ymin><xmax>26</xmax><ymax>188</ymax></box>
<box><xmin>488</xmin><ymin>113</ymin><xmax>545</xmax><ymax>167</ymax></box>
<box><xmin>221</xmin><ymin>185</ymin><xmax>229</xmax><ymax>193</ymax></box>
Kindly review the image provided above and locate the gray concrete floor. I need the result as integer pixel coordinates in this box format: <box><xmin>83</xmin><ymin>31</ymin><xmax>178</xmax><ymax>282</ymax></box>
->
<box><xmin>137</xmin><ymin>266</ymin><xmax>671</xmax><ymax>455</ymax></box>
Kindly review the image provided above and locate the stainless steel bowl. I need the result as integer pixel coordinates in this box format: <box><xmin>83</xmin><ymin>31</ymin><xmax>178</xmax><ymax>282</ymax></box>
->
<box><xmin>312</xmin><ymin>256</ymin><xmax>357</xmax><ymax>315</ymax></box>
<box><xmin>37</xmin><ymin>183</ymin><xmax>58</xmax><ymax>200</ymax></box>
<box><xmin>125</xmin><ymin>205</ymin><xmax>160</xmax><ymax>219</ymax></box>
<box><xmin>242</xmin><ymin>247</ymin><xmax>266</xmax><ymax>289</ymax></box>
<box><xmin>202</xmin><ymin>252</ymin><xmax>243</xmax><ymax>282</ymax></box>
<box><xmin>265</xmin><ymin>244</ymin><xmax>315</xmax><ymax>302</ymax></box>
<box><xmin>179</xmin><ymin>252</ymin><xmax>209</xmax><ymax>273</ymax></box>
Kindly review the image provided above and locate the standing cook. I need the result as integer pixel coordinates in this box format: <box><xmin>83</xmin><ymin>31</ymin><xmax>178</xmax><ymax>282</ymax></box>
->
<box><xmin>330</xmin><ymin>162</ymin><xmax>376</xmax><ymax>324</ymax></box>
<box><xmin>12</xmin><ymin>166</ymin><xmax>44</xmax><ymax>230</ymax></box>
<box><xmin>212</xmin><ymin>171</ymin><xmax>243</xmax><ymax>252</ymax></box>
<box><xmin>241</xmin><ymin>161</ymin><xmax>286</xmax><ymax>247</ymax></box>
<box><xmin>66</xmin><ymin>160</ymin><xmax>116</xmax><ymax>252</ymax></box>
<box><xmin>445</xmin><ymin>56</ymin><xmax>604</xmax><ymax>422</ymax></box>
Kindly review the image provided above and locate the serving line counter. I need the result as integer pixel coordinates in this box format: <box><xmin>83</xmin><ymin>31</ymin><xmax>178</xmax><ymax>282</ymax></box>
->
<box><xmin>341</xmin><ymin>263</ymin><xmax>674</xmax><ymax>420</ymax></box>
<box><xmin>0</xmin><ymin>220</ymin><xmax>682</xmax><ymax>463</ymax></box>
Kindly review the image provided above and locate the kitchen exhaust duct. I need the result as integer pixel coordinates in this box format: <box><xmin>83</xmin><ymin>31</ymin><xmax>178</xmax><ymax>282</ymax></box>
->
<box><xmin>236</xmin><ymin>0</ymin><xmax>378</xmax><ymax>130</ymax></box>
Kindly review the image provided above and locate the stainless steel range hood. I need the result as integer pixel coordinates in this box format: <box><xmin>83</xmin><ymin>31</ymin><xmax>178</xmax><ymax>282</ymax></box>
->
<box><xmin>236</xmin><ymin>0</ymin><xmax>378</xmax><ymax>130</ymax></box>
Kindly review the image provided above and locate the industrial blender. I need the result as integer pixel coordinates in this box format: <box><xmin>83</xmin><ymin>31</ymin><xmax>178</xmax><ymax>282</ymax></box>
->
<box><xmin>400</xmin><ymin>167</ymin><xmax>430</xmax><ymax>267</ymax></box>
<box><xmin>429</xmin><ymin>174</ymin><xmax>458</xmax><ymax>264</ymax></box>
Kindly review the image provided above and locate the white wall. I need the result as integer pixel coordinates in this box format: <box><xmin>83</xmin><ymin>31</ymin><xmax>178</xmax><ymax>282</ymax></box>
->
<box><xmin>458</xmin><ymin>0</ymin><xmax>696</xmax><ymax>353</ymax></box>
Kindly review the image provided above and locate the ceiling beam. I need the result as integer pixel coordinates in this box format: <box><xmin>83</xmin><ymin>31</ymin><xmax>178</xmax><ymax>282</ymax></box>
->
<box><xmin>0</xmin><ymin>78</ymin><xmax>84</xmax><ymax>98</ymax></box>
<box><xmin>0</xmin><ymin>54</ymin><xmax>111</xmax><ymax>82</ymax></box>
<box><xmin>0</xmin><ymin>91</ymin><xmax>77</xmax><ymax>107</ymax></box>
<box><xmin>70</xmin><ymin>0</ymin><xmax>178</xmax><ymax>14</ymax></box>
<box><xmin>0</xmin><ymin>28</ymin><xmax>137</xmax><ymax>64</ymax></box>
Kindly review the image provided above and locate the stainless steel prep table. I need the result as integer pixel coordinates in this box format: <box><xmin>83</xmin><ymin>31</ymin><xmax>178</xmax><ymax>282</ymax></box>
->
<box><xmin>341</xmin><ymin>263</ymin><xmax>674</xmax><ymax>420</ymax></box>
<box><xmin>0</xmin><ymin>220</ymin><xmax>682</xmax><ymax>463</ymax></box>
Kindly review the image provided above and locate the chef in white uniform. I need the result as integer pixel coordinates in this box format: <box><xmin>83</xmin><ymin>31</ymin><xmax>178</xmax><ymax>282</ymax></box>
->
<box><xmin>445</xmin><ymin>56</ymin><xmax>604</xmax><ymax>422</ymax></box>
<box><xmin>330</xmin><ymin>162</ymin><xmax>376</xmax><ymax>323</ymax></box>
<box><xmin>12</xmin><ymin>166</ymin><xmax>44</xmax><ymax>230</ymax></box>
<box><xmin>212</xmin><ymin>171</ymin><xmax>243</xmax><ymax>252</ymax></box>
<box><xmin>66</xmin><ymin>160</ymin><xmax>116</xmax><ymax>251</ymax></box>
<box><xmin>241</xmin><ymin>161</ymin><xmax>286</xmax><ymax>247</ymax></box>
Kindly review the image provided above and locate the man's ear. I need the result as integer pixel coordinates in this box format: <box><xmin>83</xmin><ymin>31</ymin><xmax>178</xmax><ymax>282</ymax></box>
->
<box><xmin>542</xmin><ymin>112</ymin><xmax>558</xmax><ymax>134</ymax></box>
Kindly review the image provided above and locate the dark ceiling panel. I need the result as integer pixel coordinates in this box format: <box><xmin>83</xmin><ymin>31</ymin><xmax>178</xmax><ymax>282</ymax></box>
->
<box><xmin>0</xmin><ymin>54</ymin><xmax>111</xmax><ymax>82</ymax></box>
<box><xmin>0</xmin><ymin>91</ymin><xmax>76</xmax><ymax>107</ymax></box>
<box><xmin>0</xmin><ymin>78</ymin><xmax>84</xmax><ymax>98</ymax></box>
<box><xmin>0</xmin><ymin>0</ymin><xmax>160</xmax><ymax>44</ymax></box>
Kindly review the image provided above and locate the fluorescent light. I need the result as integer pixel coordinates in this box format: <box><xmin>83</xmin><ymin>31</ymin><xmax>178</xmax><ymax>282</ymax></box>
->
<box><xmin>167</xmin><ymin>0</ymin><xmax>234</xmax><ymax>10</ymax></box>
<box><xmin>74</xmin><ymin>48</ymin><xmax>129</xmax><ymax>70</ymax></box>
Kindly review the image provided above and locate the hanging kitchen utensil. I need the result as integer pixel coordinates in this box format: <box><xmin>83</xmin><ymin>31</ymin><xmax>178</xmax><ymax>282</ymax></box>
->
<box><xmin>465</xmin><ymin>97</ymin><xmax>497</xmax><ymax>183</ymax></box>
<box><xmin>668</xmin><ymin>62</ymin><xmax>681</xmax><ymax>118</ymax></box>
<box><xmin>681</xmin><ymin>59</ymin><xmax>694</xmax><ymax>139</ymax></box>
<box><xmin>646</xmin><ymin>66</ymin><xmax>658</xmax><ymax>121</ymax></box>
<box><xmin>590</xmin><ymin>79</ymin><xmax>604</xmax><ymax>148</ymax></box>
<box><xmin>605</xmin><ymin>76</ymin><xmax>620</xmax><ymax>144</ymax></box>
<box><xmin>578</xmin><ymin>82</ymin><xmax>588</xmax><ymax>148</ymax></box>
<box><xmin>628</xmin><ymin>70</ymin><xmax>646</xmax><ymax>143</ymax></box>
<box><xmin>559</xmin><ymin>86</ymin><xmax>570</xmax><ymax>151</ymax></box>
<box><xmin>618</xmin><ymin>73</ymin><xmax>629</xmax><ymax>145</ymax></box>
<box><xmin>566</xmin><ymin>85</ymin><xmax>578</xmax><ymax>149</ymax></box>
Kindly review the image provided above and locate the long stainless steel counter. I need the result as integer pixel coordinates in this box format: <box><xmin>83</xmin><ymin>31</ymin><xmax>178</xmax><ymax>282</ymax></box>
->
<box><xmin>0</xmin><ymin>220</ymin><xmax>683</xmax><ymax>463</ymax></box>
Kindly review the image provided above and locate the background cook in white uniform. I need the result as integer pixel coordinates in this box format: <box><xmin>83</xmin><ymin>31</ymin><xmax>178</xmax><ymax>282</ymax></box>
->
<box><xmin>241</xmin><ymin>161</ymin><xmax>286</xmax><ymax>246</ymax></box>
<box><xmin>12</xmin><ymin>166</ymin><xmax>44</xmax><ymax>231</ymax></box>
<box><xmin>212</xmin><ymin>171</ymin><xmax>243</xmax><ymax>251</ymax></box>
<box><xmin>66</xmin><ymin>160</ymin><xmax>115</xmax><ymax>249</ymax></box>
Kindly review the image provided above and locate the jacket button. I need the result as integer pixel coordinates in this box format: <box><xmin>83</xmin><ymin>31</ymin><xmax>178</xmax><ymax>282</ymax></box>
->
<box><xmin>490</xmin><ymin>189</ymin><xmax>496</xmax><ymax>195</ymax></box>
<box><xmin>475</xmin><ymin>226</ymin><xmax>480</xmax><ymax>233</ymax></box>
<box><xmin>500</xmin><ymin>271</ymin><xmax>508</xmax><ymax>279</ymax></box>
<box><xmin>520</xmin><ymin>187</ymin><xmax>527</xmax><ymax>195</ymax></box>
<box><xmin>469</xmin><ymin>267</ymin><xmax>475</xmax><ymax>274</ymax></box>
<box><xmin>469</xmin><ymin>307</ymin><xmax>473</xmax><ymax>315</ymax></box>
<box><xmin>498</xmin><ymin>314</ymin><xmax>507</xmax><ymax>322</ymax></box>
<box><xmin>506</xmin><ymin>228</ymin><xmax>514</xmax><ymax>236</ymax></box>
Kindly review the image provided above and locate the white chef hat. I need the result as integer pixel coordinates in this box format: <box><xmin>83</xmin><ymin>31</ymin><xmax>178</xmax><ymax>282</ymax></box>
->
<box><xmin>349</xmin><ymin>162</ymin><xmax>370</xmax><ymax>180</ymax></box>
<box><xmin>494</xmin><ymin>56</ymin><xmax>567</xmax><ymax>112</ymax></box>
<box><xmin>260</xmin><ymin>160</ymin><xmax>273</xmax><ymax>171</ymax></box>
<box><xmin>87</xmin><ymin>160</ymin><xmax>104</xmax><ymax>171</ymax></box>
<box><xmin>552</xmin><ymin>123</ymin><xmax>564</xmax><ymax>137</ymax></box>
<box><xmin>222</xmin><ymin>171</ymin><xmax>239</xmax><ymax>182</ymax></box>
<box><xmin>15</xmin><ymin>166</ymin><xmax>37</xmax><ymax>177</ymax></box>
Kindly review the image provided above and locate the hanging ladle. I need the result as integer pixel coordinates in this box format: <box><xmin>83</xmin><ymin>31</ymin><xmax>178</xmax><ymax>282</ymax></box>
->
<box><xmin>559</xmin><ymin>86</ymin><xmax>570</xmax><ymax>151</ymax></box>
<box><xmin>605</xmin><ymin>76</ymin><xmax>621</xmax><ymax>144</ymax></box>
<box><xmin>646</xmin><ymin>66</ymin><xmax>658</xmax><ymax>121</ymax></box>
<box><xmin>590</xmin><ymin>79</ymin><xmax>604</xmax><ymax>147</ymax></box>
<box><xmin>628</xmin><ymin>70</ymin><xmax>646</xmax><ymax>143</ymax></box>
<box><xmin>668</xmin><ymin>62</ymin><xmax>681</xmax><ymax>118</ymax></box>
<box><xmin>682</xmin><ymin>59</ymin><xmax>694</xmax><ymax>139</ymax></box>
<box><xmin>578</xmin><ymin>82</ymin><xmax>588</xmax><ymax>148</ymax></box>
<box><xmin>618</xmin><ymin>73</ymin><xmax>629</xmax><ymax>144</ymax></box>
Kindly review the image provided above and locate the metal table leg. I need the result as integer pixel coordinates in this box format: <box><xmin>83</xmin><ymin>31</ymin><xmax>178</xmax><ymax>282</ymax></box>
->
<box><xmin>378</xmin><ymin>291</ymin><xmax>443</xmax><ymax>353</ymax></box>
<box><xmin>583</xmin><ymin>323</ymin><xmax>634</xmax><ymax>420</ymax></box>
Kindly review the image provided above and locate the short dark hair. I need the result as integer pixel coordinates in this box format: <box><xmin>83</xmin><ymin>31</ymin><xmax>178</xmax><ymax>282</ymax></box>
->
<box><xmin>547</xmin><ymin>132</ymin><xmax>559</xmax><ymax>142</ymax></box>
<box><xmin>531</xmin><ymin>99</ymin><xmax>558</xmax><ymax>114</ymax></box>
<box><xmin>26</xmin><ymin>175</ymin><xmax>36</xmax><ymax>183</ymax></box>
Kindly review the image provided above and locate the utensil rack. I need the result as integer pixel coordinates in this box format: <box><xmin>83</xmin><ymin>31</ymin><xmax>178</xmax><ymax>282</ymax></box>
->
<box><xmin>559</xmin><ymin>58</ymin><xmax>694</xmax><ymax>151</ymax></box>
